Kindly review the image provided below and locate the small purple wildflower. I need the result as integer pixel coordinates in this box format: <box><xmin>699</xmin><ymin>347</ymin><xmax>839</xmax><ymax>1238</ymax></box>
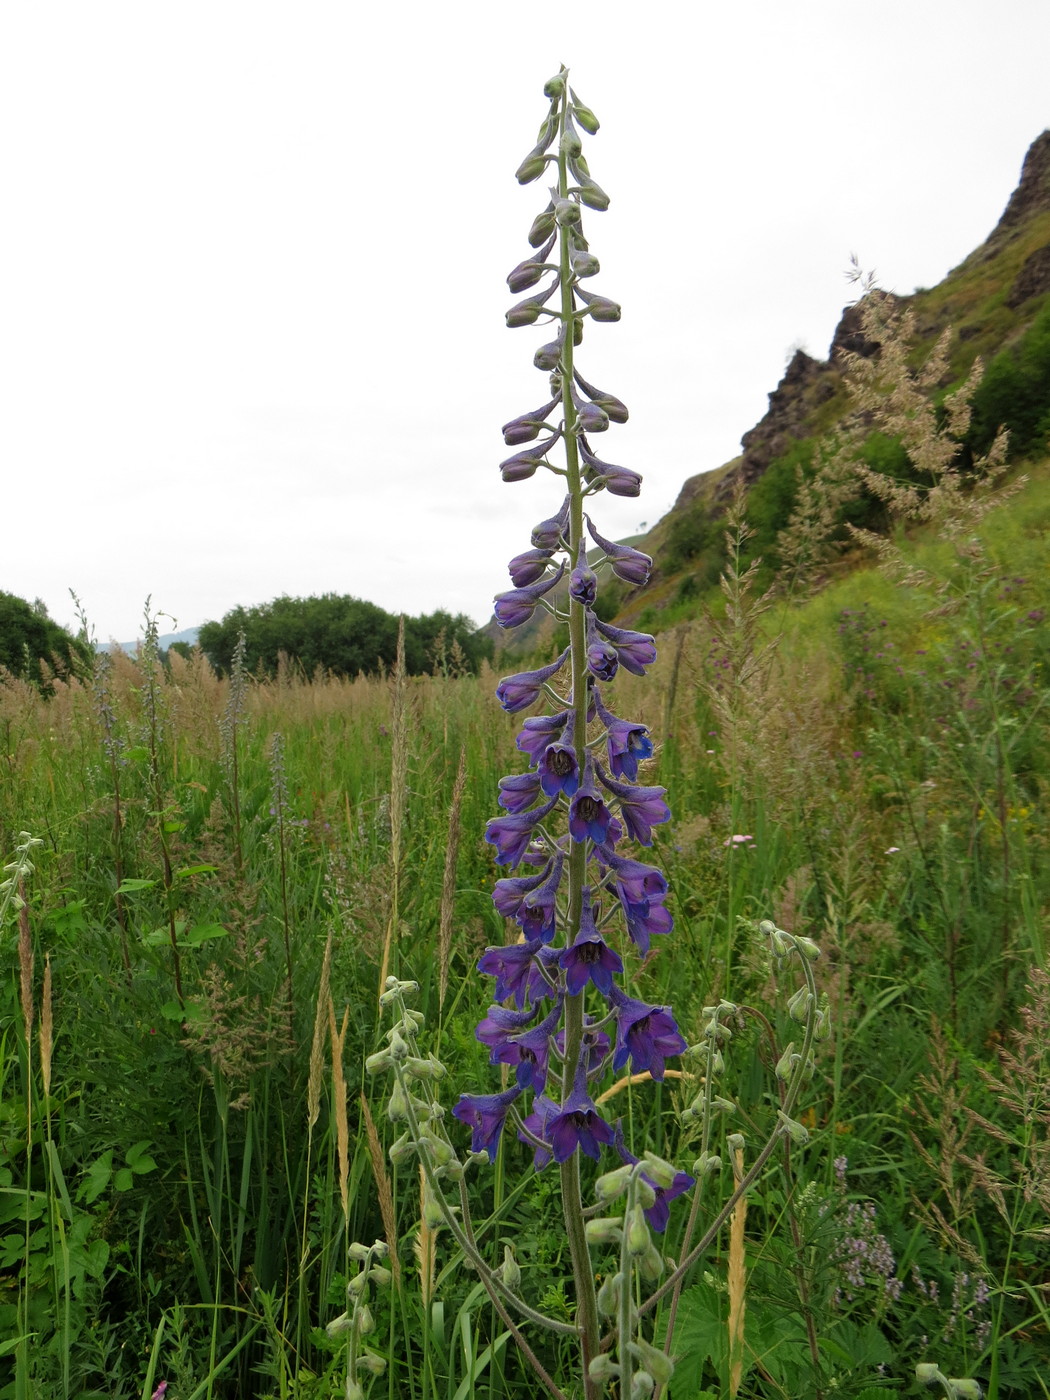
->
<box><xmin>559</xmin><ymin>889</ymin><xmax>623</xmax><ymax>995</ymax></box>
<box><xmin>592</xmin><ymin>619</ymin><xmax>657</xmax><ymax>676</ymax></box>
<box><xmin>538</xmin><ymin>740</ymin><xmax>580</xmax><ymax>799</ymax></box>
<box><xmin>477</xmin><ymin>939</ymin><xmax>550</xmax><ymax>1008</ymax></box>
<box><xmin>569</xmin><ymin>540</ymin><xmax>598</xmax><ymax>607</ymax></box>
<box><xmin>497</xmin><ymin>770</ymin><xmax>543</xmax><ymax>814</ymax></box>
<box><xmin>496</xmin><ymin>649</ymin><xmax>569</xmax><ymax>713</ymax></box>
<box><xmin>612</xmin><ymin>1123</ymin><xmax>694</xmax><ymax>1233</ymax></box>
<box><xmin>516</xmin><ymin>707</ymin><xmax>572</xmax><ymax>764</ymax></box>
<box><xmin>606</xmin><ymin>984</ymin><xmax>687</xmax><ymax>1080</ymax></box>
<box><xmin>494</xmin><ymin>562</ymin><xmax>566</xmax><ymax>628</ymax></box>
<box><xmin>569</xmin><ymin>756</ymin><xmax>613</xmax><ymax>845</ymax></box>
<box><xmin>584</xmin><ymin>515</ymin><xmax>651</xmax><ymax>585</ymax></box>
<box><xmin>596</xmin><ymin>765</ymin><xmax>670</xmax><ymax>846</ymax></box>
<box><xmin>452</xmin><ymin>1086</ymin><xmax>523</xmax><ymax>1161</ymax></box>
<box><xmin>508</xmin><ymin>547</ymin><xmax>556</xmax><ymax>586</ymax></box>
<box><xmin>543</xmin><ymin>1065</ymin><xmax>616</xmax><ymax>1163</ymax></box>
<box><xmin>485</xmin><ymin>794</ymin><xmax>559</xmax><ymax>866</ymax></box>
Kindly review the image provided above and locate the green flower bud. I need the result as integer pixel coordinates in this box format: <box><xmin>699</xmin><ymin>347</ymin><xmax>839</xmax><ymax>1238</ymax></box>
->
<box><xmin>634</xmin><ymin>1177</ymin><xmax>657</xmax><ymax>1209</ymax></box>
<box><xmin>366</xmin><ymin>1049</ymin><xmax>394</xmax><ymax>1074</ymax></box>
<box><xmin>947</xmin><ymin>1382</ymin><xmax>982</xmax><ymax>1400</ymax></box>
<box><xmin>325</xmin><ymin>1310</ymin><xmax>351</xmax><ymax>1337</ymax></box>
<box><xmin>498</xmin><ymin>1245</ymin><xmax>521</xmax><ymax>1292</ymax></box>
<box><xmin>345</xmin><ymin>1382</ymin><xmax>365</xmax><ymax>1400</ymax></box>
<box><xmin>726</xmin><ymin>1133</ymin><xmax>745</xmax><ymax>1154</ymax></box>
<box><xmin>515</xmin><ymin>148</ymin><xmax>552</xmax><ymax>185</ymax></box>
<box><xmin>814</xmin><ymin>1008</ymin><xmax>832</xmax><ymax>1042</ymax></box>
<box><xmin>777</xmin><ymin>1110</ymin><xmax>810</xmax><ymax>1146</ymax></box>
<box><xmin>787</xmin><ymin>986</ymin><xmax>813</xmax><ymax>1022</ymax></box>
<box><xmin>639</xmin><ymin>1242</ymin><xmax>665</xmax><ymax>1282</ymax></box>
<box><xmin>795</xmin><ymin>936</ymin><xmax>821</xmax><ymax>961</ymax></box>
<box><xmin>554</xmin><ymin>197</ymin><xmax>582</xmax><ymax>227</ymax></box>
<box><xmin>596</xmin><ymin>1270</ymin><xmax>621</xmax><ymax>1317</ymax></box>
<box><xmin>348</xmin><ymin>1242</ymin><xmax>371</xmax><ymax>1263</ymax></box>
<box><xmin>400</xmin><ymin>1009</ymin><xmax>426</xmax><ymax>1031</ymax></box>
<box><xmin>626</xmin><ymin>1204</ymin><xmax>650</xmax><ymax>1256</ymax></box>
<box><xmin>585</xmin><ymin>1216</ymin><xmax>624</xmax><ymax>1246</ymax></box>
<box><xmin>640</xmin><ymin>1152</ymin><xmax>679</xmax><ymax>1190</ymax></box>
<box><xmin>559</xmin><ymin>123</ymin><xmax>582</xmax><ymax>160</ymax></box>
<box><xmin>419</xmin><ymin>1124</ymin><xmax>454</xmax><ymax>1165</ymax></box>
<box><xmin>359</xmin><ymin>1351</ymin><xmax>388</xmax><ymax>1376</ymax></box>
<box><xmin>570</xmin><ymin>246</ymin><xmax>600</xmax><ymax>278</ymax></box>
<box><xmin>713</xmin><ymin>1096</ymin><xmax>736</xmax><ymax>1114</ymax></box>
<box><xmin>369</xmin><ymin>1266</ymin><xmax>392</xmax><ymax>1287</ymax></box>
<box><xmin>528</xmin><ymin>206</ymin><xmax>557</xmax><ymax>248</ymax></box>
<box><xmin>570</xmin><ymin>91</ymin><xmax>600</xmax><ymax>135</ymax></box>
<box><xmin>388</xmin><ymin>1029</ymin><xmax>410</xmax><ymax>1061</ymax></box>
<box><xmin>595</xmin><ymin>1164</ymin><xmax>633</xmax><ymax>1202</ymax></box>
<box><xmin>422</xmin><ymin>1181</ymin><xmax>445</xmax><ymax>1231</ymax></box>
<box><xmin>542</xmin><ymin>70</ymin><xmax>566</xmax><ymax>100</ymax></box>
<box><xmin>405</xmin><ymin>1055</ymin><xmax>445</xmax><ymax>1081</ymax></box>
<box><xmin>387</xmin><ymin>1080</ymin><xmax>409</xmax><ymax>1122</ymax></box>
<box><xmin>588</xmin><ymin>1353</ymin><xmax>620</xmax><ymax>1383</ymax></box>
<box><xmin>388</xmin><ymin>1131</ymin><xmax>414</xmax><ymax>1164</ymax></box>
<box><xmin>775</xmin><ymin>1042</ymin><xmax>797</xmax><ymax>1082</ymax></box>
<box><xmin>356</xmin><ymin>1303</ymin><xmax>375</xmax><ymax>1336</ymax></box>
<box><xmin>628</xmin><ymin>1337</ymin><xmax>674</xmax><ymax>1387</ymax></box>
<box><xmin>442</xmin><ymin>1158</ymin><xmax>465</xmax><ymax>1182</ymax></box>
<box><xmin>631</xmin><ymin>1370</ymin><xmax>655</xmax><ymax>1400</ymax></box>
<box><xmin>576</xmin><ymin>180</ymin><xmax>610</xmax><ymax>211</ymax></box>
<box><xmin>758</xmin><ymin>919</ymin><xmax>776</xmax><ymax>937</ymax></box>
<box><xmin>693</xmin><ymin>1153</ymin><xmax>721</xmax><ymax>1176</ymax></box>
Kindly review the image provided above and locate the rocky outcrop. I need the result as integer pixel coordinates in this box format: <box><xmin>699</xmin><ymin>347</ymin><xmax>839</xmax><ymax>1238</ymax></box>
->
<box><xmin>1007</xmin><ymin>243</ymin><xmax>1050</xmax><ymax>307</ymax></box>
<box><xmin>991</xmin><ymin>130</ymin><xmax>1050</xmax><ymax>240</ymax></box>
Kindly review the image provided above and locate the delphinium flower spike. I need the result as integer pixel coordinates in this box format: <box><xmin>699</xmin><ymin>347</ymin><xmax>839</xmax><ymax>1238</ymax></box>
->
<box><xmin>452</xmin><ymin>65</ymin><xmax>686</xmax><ymax>1398</ymax></box>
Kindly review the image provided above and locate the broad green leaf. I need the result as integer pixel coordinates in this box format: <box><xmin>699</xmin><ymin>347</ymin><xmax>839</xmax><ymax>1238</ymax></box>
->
<box><xmin>116</xmin><ymin>878</ymin><xmax>156</xmax><ymax>894</ymax></box>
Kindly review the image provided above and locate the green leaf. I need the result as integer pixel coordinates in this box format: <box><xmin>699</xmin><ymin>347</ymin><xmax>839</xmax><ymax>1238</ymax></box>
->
<box><xmin>80</xmin><ymin>1150</ymin><xmax>114</xmax><ymax>1204</ymax></box>
<box><xmin>116</xmin><ymin>878</ymin><xmax>156</xmax><ymax>894</ymax></box>
<box><xmin>126</xmin><ymin>1141</ymin><xmax>157</xmax><ymax>1174</ymax></box>
<box><xmin>175</xmin><ymin>864</ymin><xmax>217</xmax><ymax>879</ymax></box>
<box><xmin>123</xmin><ymin>746</ymin><xmax>150</xmax><ymax>763</ymax></box>
<box><xmin>114</xmin><ymin>1167</ymin><xmax>134</xmax><ymax>1192</ymax></box>
<box><xmin>181</xmin><ymin>922</ymin><xmax>228</xmax><ymax>947</ymax></box>
<box><xmin>160</xmin><ymin>1000</ymin><xmax>188</xmax><ymax>1021</ymax></box>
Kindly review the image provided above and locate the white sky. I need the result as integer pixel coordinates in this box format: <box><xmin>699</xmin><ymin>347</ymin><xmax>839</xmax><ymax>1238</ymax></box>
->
<box><xmin>2</xmin><ymin>0</ymin><xmax>1048</xmax><ymax>643</ymax></box>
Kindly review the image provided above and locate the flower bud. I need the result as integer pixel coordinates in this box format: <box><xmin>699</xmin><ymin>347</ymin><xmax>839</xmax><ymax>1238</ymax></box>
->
<box><xmin>388</xmin><ymin>1132</ymin><xmax>414</xmax><ymax>1164</ymax></box>
<box><xmin>533</xmin><ymin>334</ymin><xmax>565</xmax><ymax>372</ymax></box>
<box><xmin>575</xmin><ymin>401</ymin><xmax>609</xmax><ymax>434</ymax></box>
<box><xmin>775</xmin><ymin>1042</ymin><xmax>797</xmax><ymax>1082</ymax></box>
<box><xmin>726</xmin><ymin>1133</ymin><xmax>745</xmax><ymax>1154</ymax></box>
<box><xmin>628</xmin><ymin>1338</ymin><xmax>674</xmax><ymax>1387</ymax></box>
<box><xmin>583</xmin><ymin>294</ymin><xmax>621</xmax><ymax>322</ymax></box>
<box><xmin>528</xmin><ymin>206</ymin><xmax>556</xmax><ymax>248</ymax></box>
<box><xmin>693</xmin><ymin>1153</ymin><xmax>721</xmax><ymax>1177</ymax></box>
<box><xmin>347</xmin><ymin>1271</ymin><xmax>368</xmax><ymax>1298</ymax></box>
<box><xmin>585</xmin><ymin>1216</ymin><xmax>624</xmax><ymax>1246</ymax></box>
<box><xmin>368</xmin><ymin>1266</ymin><xmax>392</xmax><ymax>1287</ymax></box>
<box><xmin>777</xmin><ymin>1110</ymin><xmax>810</xmax><ymax>1147</ymax></box>
<box><xmin>595</xmin><ymin>1164</ymin><xmax>633</xmax><ymax>1202</ymax></box>
<box><xmin>570</xmin><ymin>245</ymin><xmax>600</xmax><ymax>279</ymax></box>
<box><xmin>576</xmin><ymin>180</ymin><xmax>610</xmax><ymax>211</ymax></box>
<box><xmin>570</xmin><ymin>93</ymin><xmax>600</xmax><ymax>134</ymax></box>
<box><xmin>596</xmin><ymin>1270</ymin><xmax>622</xmax><ymax>1317</ymax></box>
<box><xmin>359</xmin><ymin>1351</ymin><xmax>387</xmax><ymax>1376</ymax></box>
<box><xmin>639</xmin><ymin>1242</ymin><xmax>665</xmax><ymax>1281</ymax></box>
<box><xmin>787</xmin><ymin>986</ymin><xmax>813</xmax><ymax>1022</ymax></box>
<box><xmin>947</xmin><ymin>1383</ymin><xmax>982</xmax><ymax>1400</ymax></box>
<box><xmin>588</xmin><ymin>1354</ymin><xmax>620</xmax><ymax>1383</ymax></box>
<box><xmin>355</xmin><ymin>1303</ymin><xmax>375</xmax><ymax>1336</ymax></box>
<box><xmin>634</xmin><ymin>1177</ymin><xmax>657</xmax><ymax>1209</ymax></box>
<box><xmin>626</xmin><ymin>1203</ymin><xmax>650</xmax><ymax>1256</ymax></box>
<box><xmin>419</xmin><ymin>1124</ymin><xmax>454</xmax><ymax>1165</ymax></box>
<box><xmin>365</xmin><ymin>1049</ymin><xmax>394</xmax><ymax>1074</ymax></box>
<box><xmin>640</xmin><ymin>1153</ymin><xmax>680</xmax><ymax>1191</ymax></box>
<box><xmin>515</xmin><ymin>148</ymin><xmax>551</xmax><ymax>185</ymax></box>
<box><xmin>630</xmin><ymin>1370</ymin><xmax>655</xmax><ymax>1399</ymax></box>
<box><xmin>387</xmin><ymin>1081</ymin><xmax>409</xmax><ymax>1122</ymax></box>
<box><xmin>348</xmin><ymin>1242</ymin><xmax>371</xmax><ymax>1263</ymax></box>
<box><xmin>388</xmin><ymin>1029</ymin><xmax>410</xmax><ymax>1061</ymax></box>
<box><xmin>554</xmin><ymin>197</ymin><xmax>582</xmax><ymax>227</ymax></box>
<box><xmin>559</xmin><ymin>123</ymin><xmax>582</xmax><ymax>159</ymax></box>
<box><xmin>345</xmin><ymin>1382</ymin><xmax>365</xmax><ymax>1400</ymax></box>
<box><xmin>422</xmin><ymin>1182</ymin><xmax>445</xmax><ymax>1231</ymax></box>
<box><xmin>405</xmin><ymin>1055</ymin><xmax>445</xmax><ymax>1081</ymax></box>
<box><xmin>915</xmin><ymin>1365</ymin><xmax>944</xmax><ymax>1385</ymax></box>
<box><xmin>326</xmin><ymin>1311</ymin><xmax>351</xmax><ymax>1337</ymax></box>
<box><xmin>795</xmin><ymin>936</ymin><xmax>822</xmax><ymax>961</ymax></box>
<box><xmin>542</xmin><ymin>70</ymin><xmax>565</xmax><ymax>100</ymax></box>
<box><xmin>498</xmin><ymin>1245</ymin><xmax>521</xmax><ymax>1292</ymax></box>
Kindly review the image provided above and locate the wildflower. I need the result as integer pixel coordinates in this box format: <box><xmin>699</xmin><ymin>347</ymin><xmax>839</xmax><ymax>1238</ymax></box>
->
<box><xmin>723</xmin><ymin>834</ymin><xmax>754</xmax><ymax>848</ymax></box>
<box><xmin>596</xmin><ymin>766</ymin><xmax>670</xmax><ymax>846</ymax></box>
<box><xmin>543</xmin><ymin>1065</ymin><xmax>616</xmax><ymax>1163</ymax></box>
<box><xmin>477</xmin><ymin>939</ymin><xmax>551</xmax><ymax>1008</ymax></box>
<box><xmin>606</xmin><ymin>984</ymin><xmax>687</xmax><ymax>1081</ymax></box>
<box><xmin>538</xmin><ymin>740</ymin><xmax>580</xmax><ymax>799</ymax></box>
<box><xmin>516</xmin><ymin>707</ymin><xmax>572</xmax><ymax>762</ymax></box>
<box><xmin>569</xmin><ymin>539</ymin><xmax>598</xmax><ymax>606</ymax></box>
<box><xmin>496</xmin><ymin>649</ymin><xmax>569</xmax><ymax>713</ymax></box>
<box><xmin>502</xmin><ymin>397</ymin><xmax>560</xmax><ymax>445</ymax></box>
<box><xmin>497</xmin><ymin>770</ymin><xmax>543</xmax><ymax>814</ymax></box>
<box><xmin>593</xmin><ymin>619</ymin><xmax>657</xmax><ymax>676</ymax></box>
<box><xmin>569</xmin><ymin>756</ymin><xmax>614</xmax><ymax>845</ymax></box>
<box><xmin>508</xmin><ymin>546</ymin><xmax>556</xmax><ymax>586</ymax></box>
<box><xmin>586</xmin><ymin>612</ymin><xmax>620</xmax><ymax>681</ymax></box>
<box><xmin>559</xmin><ymin>890</ymin><xmax>624</xmax><ymax>995</ymax></box>
<box><xmin>593</xmin><ymin>690</ymin><xmax>653</xmax><ymax>780</ymax></box>
<box><xmin>452</xmin><ymin>1086</ymin><xmax>523</xmax><ymax>1161</ymax></box>
<box><xmin>493</xmin><ymin>562</ymin><xmax>565</xmax><ymax>627</ymax></box>
<box><xmin>612</xmin><ymin>1124</ymin><xmax>694</xmax><ymax>1233</ymax></box>
<box><xmin>531</xmin><ymin>495</ymin><xmax>571</xmax><ymax>549</ymax></box>
<box><xmin>485</xmin><ymin>794</ymin><xmax>559</xmax><ymax>866</ymax></box>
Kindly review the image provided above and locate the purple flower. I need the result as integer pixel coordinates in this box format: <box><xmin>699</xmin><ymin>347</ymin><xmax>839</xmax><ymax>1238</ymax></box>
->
<box><xmin>516</xmin><ymin>707</ymin><xmax>571</xmax><ymax>764</ymax></box>
<box><xmin>578</xmin><ymin>438</ymin><xmax>642</xmax><ymax>497</ymax></box>
<box><xmin>477</xmin><ymin>939</ymin><xmax>549</xmax><ymax>1008</ymax></box>
<box><xmin>491</xmin><ymin>864</ymin><xmax>552</xmax><ymax>919</ymax></box>
<box><xmin>518</xmin><ymin>1093</ymin><xmax>559</xmax><ymax>1169</ymax></box>
<box><xmin>517</xmin><ymin>852</ymin><xmax>565</xmax><ymax>943</ymax></box>
<box><xmin>585</xmin><ymin>516</ymin><xmax>651</xmax><ymax>585</ymax></box>
<box><xmin>476</xmin><ymin>1002</ymin><xmax>538</xmax><ymax>1056</ymax></box>
<box><xmin>574</xmin><ymin>400</ymin><xmax>609</xmax><ymax>434</ymax></box>
<box><xmin>594</xmin><ymin>690</ymin><xmax>653</xmax><ymax>780</ymax></box>
<box><xmin>497</xmin><ymin>769</ymin><xmax>543</xmax><ymax>814</ymax></box>
<box><xmin>531</xmin><ymin>496</ymin><xmax>571</xmax><ymax>550</ymax></box>
<box><xmin>593</xmin><ymin>619</ymin><xmax>657</xmax><ymax>676</ymax></box>
<box><xmin>621</xmin><ymin>896</ymin><xmax>672</xmax><ymax>957</ymax></box>
<box><xmin>544</xmin><ymin>1067</ymin><xmax>616</xmax><ymax>1163</ymax></box>
<box><xmin>485</xmin><ymin>794</ymin><xmax>558</xmax><ymax>866</ymax></box>
<box><xmin>538</xmin><ymin>741</ymin><xmax>580</xmax><ymax>798</ymax></box>
<box><xmin>499</xmin><ymin>998</ymin><xmax>564</xmax><ymax>1091</ymax></box>
<box><xmin>494</xmin><ymin>562</ymin><xmax>565</xmax><ymax>628</ymax></box>
<box><xmin>573</xmin><ymin>369</ymin><xmax>629</xmax><ymax>424</ymax></box>
<box><xmin>598</xmin><ymin>850</ymin><xmax>668</xmax><ymax>904</ymax></box>
<box><xmin>559</xmin><ymin>889</ymin><xmax>623</xmax><ymax>995</ymax></box>
<box><xmin>607</xmin><ymin>984</ymin><xmax>686</xmax><ymax>1081</ymax></box>
<box><xmin>502</xmin><ymin>396</ymin><xmax>560</xmax><ymax>446</ymax></box>
<box><xmin>586</xmin><ymin>611</ymin><xmax>619</xmax><ymax>682</ymax></box>
<box><xmin>597</xmin><ymin>766</ymin><xmax>670</xmax><ymax>846</ymax></box>
<box><xmin>508</xmin><ymin>547</ymin><xmax>556</xmax><ymax>586</ymax></box>
<box><xmin>569</xmin><ymin>540</ymin><xmax>597</xmax><ymax>607</ymax></box>
<box><xmin>569</xmin><ymin>756</ymin><xmax>613</xmax><ymax>845</ymax></box>
<box><xmin>452</xmin><ymin>1085</ymin><xmax>523</xmax><ymax>1161</ymax></box>
<box><xmin>612</xmin><ymin>1123</ymin><xmax>693</xmax><ymax>1233</ymax></box>
<box><xmin>496</xmin><ymin>649</ymin><xmax>569</xmax><ymax>714</ymax></box>
<box><xmin>500</xmin><ymin>434</ymin><xmax>562</xmax><ymax>484</ymax></box>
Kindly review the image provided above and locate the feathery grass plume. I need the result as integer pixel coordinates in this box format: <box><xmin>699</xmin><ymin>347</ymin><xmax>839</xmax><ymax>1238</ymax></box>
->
<box><xmin>414</xmin><ymin>1163</ymin><xmax>438</xmax><ymax>1310</ymax></box>
<box><xmin>307</xmin><ymin>933</ymin><xmax>333</xmax><ymax>1134</ymax></box>
<box><xmin>438</xmin><ymin>747</ymin><xmax>468</xmax><ymax>1007</ymax></box>
<box><xmin>727</xmin><ymin>1139</ymin><xmax>747</xmax><ymax>1398</ymax></box>
<box><xmin>327</xmin><ymin>996</ymin><xmax>350</xmax><ymax>1220</ymax></box>
<box><xmin>378</xmin><ymin>616</ymin><xmax>408</xmax><ymax>999</ymax></box>
<box><xmin>40</xmin><ymin>953</ymin><xmax>53</xmax><ymax>1098</ymax></box>
<box><xmin>18</xmin><ymin>879</ymin><xmax>33</xmax><ymax>1046</ymax></box>
<box><xmin>361</xmin><ymin>1091</ymin><xmax>401</xmax><ymax>1289</ymax></box>
<box><xmin>218</xmin><ymin>628</ymin><xmax>249</xmax><ymax>872</ymax></box>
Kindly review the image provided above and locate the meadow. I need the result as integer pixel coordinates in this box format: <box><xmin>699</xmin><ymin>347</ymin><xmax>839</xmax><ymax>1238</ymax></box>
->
<box><xmin>2</xmin><ymin>476</ymin><xmax>1048</xmax><ymax>1398</ymax></box>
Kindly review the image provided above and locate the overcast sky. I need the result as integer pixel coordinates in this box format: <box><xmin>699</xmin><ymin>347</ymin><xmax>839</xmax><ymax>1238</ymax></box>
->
<box><xmin>3</xmin><ymin>1</ymin><xmax>1048</xmax><ymax>643</ymax></box>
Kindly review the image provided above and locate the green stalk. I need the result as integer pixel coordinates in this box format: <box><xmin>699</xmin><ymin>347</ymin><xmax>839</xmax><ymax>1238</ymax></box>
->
<box><xmin>553</xmin><ymin>75</ymin><xmax>600</xmax><ymax>1400</ymax></box>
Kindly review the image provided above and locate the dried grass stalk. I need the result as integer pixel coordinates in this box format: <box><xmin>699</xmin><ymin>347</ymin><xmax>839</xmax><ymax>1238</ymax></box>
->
<box><xmin>18</xmin><ymin>880</ymin><xmax>34</xmax><ymax>1043</ymax></box>
<box><xmin>361</xmin><ymin>1091</ymin><xmax>401</xmax><ymax>1289</ymax></box>
<box><xmin>439</xmin><ymin>748</ymin><xmax>467</xmax><ymax>1007</ymax></box>
<box><xmin>40</xmin><ymin>953</ymin><xmax>53</xmax><ymax>1097</ymax></box>
<box><xmin>307</xmin><ymin>933</ymin><xmax>333</xmax><ymax>1133</ymax></box>
<box><xmin>414</xmin><ymin>1163</ymin><xmax>437</xmax><ymax>1308</ymax></box>
<box><xmin>379</xmin><ymin>617</ymin><xmax>408</xmax><ymax>999</ymax></box>
<box><xmin>327</xmin><ymin>997</ymin><xmax>350</xmax><ymax>1221</ymax></box>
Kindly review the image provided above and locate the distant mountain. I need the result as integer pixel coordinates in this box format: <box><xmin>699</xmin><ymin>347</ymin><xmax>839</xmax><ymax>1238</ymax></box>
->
<box><xmin>97</xmin><ymin>626</ymin><xmax>201</xmax><ymax>655</ymax></box>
